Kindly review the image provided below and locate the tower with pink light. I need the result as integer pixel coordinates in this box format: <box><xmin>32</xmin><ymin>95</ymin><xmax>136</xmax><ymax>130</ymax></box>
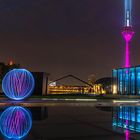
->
<box><xmin>122</xmin><ymin>0</ymin><xmax>134</xmax><ymax>68</ymax></box>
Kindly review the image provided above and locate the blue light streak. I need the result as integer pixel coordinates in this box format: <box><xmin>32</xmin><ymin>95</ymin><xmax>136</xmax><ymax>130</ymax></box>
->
<box><xmin>0</xmin><ymin>106</ymin><xmax>32</xmax><ymax>139</ymax></box>
<box><xmin>2</xmin><ymin>69</ymin><xmax>35</xmax><ymax>100</ymax></box>
<box><xmin>124</xmin><ymin>0</ymin><xmax>132</xmax><ymax>27</ymax></box>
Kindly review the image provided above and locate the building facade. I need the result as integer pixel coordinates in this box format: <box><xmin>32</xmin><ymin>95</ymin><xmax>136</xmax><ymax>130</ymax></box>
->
<box><xmin>112</xmin><ymin>66</ymin><xmax>140</xmax><ymax>95</ymax></box>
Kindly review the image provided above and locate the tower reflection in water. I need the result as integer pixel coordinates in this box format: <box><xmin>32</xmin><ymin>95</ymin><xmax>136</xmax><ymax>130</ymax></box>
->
<box><xmin>113</xmin><ymin>106</ymin><xmax>140</xmax><ymax>132</ymax></box>
<box><xmin>0</xmin><ymin>106</ymin><xmax>32</xmax><ymax>140</ymax></box>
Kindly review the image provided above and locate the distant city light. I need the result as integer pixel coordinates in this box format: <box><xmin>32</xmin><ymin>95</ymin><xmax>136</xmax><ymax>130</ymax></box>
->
<box><xmin>113</xmin><ymin>100</ymin><xmax>139</xmax><ymax>103</ymax></box>
<box><xmin>112</xmin><ymin>85</ymin><xmax>117</xmax><ymax>94</ymax></box>
<box><xmin>49</xmin><ymin>81</ymin><xmax>56</xmax><ymax>86</ymax></box>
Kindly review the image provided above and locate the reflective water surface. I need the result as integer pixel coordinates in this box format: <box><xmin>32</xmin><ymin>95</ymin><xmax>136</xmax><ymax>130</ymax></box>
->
<box><xmin>0</xmin><ymin>104</ymin><xmax>140</xmax><ymax>140</ymax></box>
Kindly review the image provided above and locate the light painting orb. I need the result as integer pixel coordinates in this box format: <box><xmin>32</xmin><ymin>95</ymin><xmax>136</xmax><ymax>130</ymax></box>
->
<box><xmin>2</xmin><ymin>69</ymin><xmax>35</xmax><ymax>100</ymax></box>
<box><xmin>0</xmin><ymin>106</ymin><xmax>32</xmax><ymax>139</ymax></box>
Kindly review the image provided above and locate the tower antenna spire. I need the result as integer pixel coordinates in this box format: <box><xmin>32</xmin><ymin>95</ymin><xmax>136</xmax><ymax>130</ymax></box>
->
<box><xmin>125</xmin><ymin>0</ymin><xmax>132</xmax><ymax>27</ymax></box>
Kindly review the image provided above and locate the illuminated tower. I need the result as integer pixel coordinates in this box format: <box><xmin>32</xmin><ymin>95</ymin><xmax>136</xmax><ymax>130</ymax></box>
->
<box><xmin>122</xmin><ymin>0</ymin><xmax>134</xmax><ymax>68</ymax></box>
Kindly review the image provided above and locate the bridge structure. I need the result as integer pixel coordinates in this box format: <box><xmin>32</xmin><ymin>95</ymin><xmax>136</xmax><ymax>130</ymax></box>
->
<box><xmin>48</xmin><ymin>75</ymin><xmax>93</xmax><ymax>94</ymax></box>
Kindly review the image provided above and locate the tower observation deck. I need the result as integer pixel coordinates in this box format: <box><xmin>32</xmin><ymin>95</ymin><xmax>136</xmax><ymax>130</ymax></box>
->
<box><xmin>122</xmin><ymin>0</ymin><xmax>134</xmax><ymax>68</ymax></box>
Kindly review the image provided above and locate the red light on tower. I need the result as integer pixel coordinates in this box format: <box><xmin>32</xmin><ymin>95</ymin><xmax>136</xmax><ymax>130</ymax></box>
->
<box><xmin>9</xmin><ymin>61</ymin><xmax>13</xmax><ymax>66</ymax></box>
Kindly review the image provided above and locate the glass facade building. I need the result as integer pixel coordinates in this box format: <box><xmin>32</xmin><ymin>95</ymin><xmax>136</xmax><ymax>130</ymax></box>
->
<box><xmin>112</xmin><ymin>66</ymin><xmax>140</xmax><ymax>95</ymax></box>
<box><xmin>113</xmin><ymin>106</ymin><xmax>140</xmax><ymax>132</ymax></box>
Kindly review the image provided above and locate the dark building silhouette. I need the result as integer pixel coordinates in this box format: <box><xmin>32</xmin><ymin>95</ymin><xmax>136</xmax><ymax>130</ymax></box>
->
<box><xmin>95</xmin><ymin>77</ymin><xmax>112</xmax><ymax>94</ymax></box>
<box><xmin>0</xmin><ymin>62</ymin><xmax>20</xmax><ymax>83</ymax></box>
<box><xmin>32</xmin><ymin>72</ymin><xmax>49</xmax><ymax>95</ymax></box>
<box><xmin>0</xmin><ymin>62</ymin><xmax>20</xmax><ymax>92</ymax></box>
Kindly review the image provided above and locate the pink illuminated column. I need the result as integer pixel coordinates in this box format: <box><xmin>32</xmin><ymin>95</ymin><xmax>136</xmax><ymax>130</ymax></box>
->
<box><xmin>125</xmin><ymin>129</ymin><xmax>130</xmax><ymax>140</ymax></box>
<box><xmin>122</xmin><ymin>27</ymin><xmax>134</xmax><ymax>68</ymax></box>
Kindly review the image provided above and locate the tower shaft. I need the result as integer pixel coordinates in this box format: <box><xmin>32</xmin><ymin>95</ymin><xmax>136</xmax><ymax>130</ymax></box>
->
<box><xmin>125</xmin><ymin>41</ymin><xmax>130</xmax><ymax>67</ymax></box>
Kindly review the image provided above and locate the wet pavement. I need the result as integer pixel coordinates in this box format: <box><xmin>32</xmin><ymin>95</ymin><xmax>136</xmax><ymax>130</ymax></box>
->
<box><xmin>0</xmin><ymin>99</ymin><xmax>140</xmax><ymax>139</ymax></box>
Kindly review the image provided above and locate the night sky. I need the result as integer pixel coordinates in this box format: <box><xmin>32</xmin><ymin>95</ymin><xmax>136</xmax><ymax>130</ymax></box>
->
<box><xmin>0</xmin><ymin>0</ymin><xmax>140</xmax><ymax>81</ymax></box>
